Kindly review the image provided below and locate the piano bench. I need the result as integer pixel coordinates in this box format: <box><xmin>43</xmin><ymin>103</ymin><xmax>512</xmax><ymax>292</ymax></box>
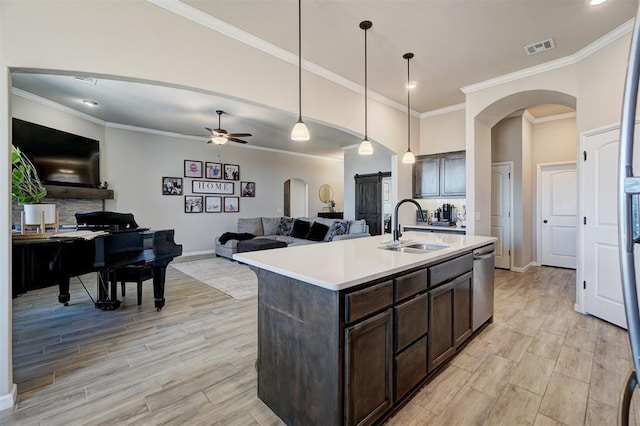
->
<box><xmin>116</xmin><ymin>265</ymin><xmax>154</xmax><ymax>306</ymax></box>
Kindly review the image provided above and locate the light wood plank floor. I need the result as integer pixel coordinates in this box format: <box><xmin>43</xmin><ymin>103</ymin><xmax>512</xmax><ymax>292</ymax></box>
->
<box><xmin>2</xmin><ymin>258</ymin><xmax>639</xmax><ymax>425</ymax></box>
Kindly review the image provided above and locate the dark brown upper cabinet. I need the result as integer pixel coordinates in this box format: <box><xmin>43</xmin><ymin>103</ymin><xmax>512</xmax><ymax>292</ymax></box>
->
<box><xmin>413</xmin><ymin>151</ymin><xmax>466</xmax><ymax>199</ymax></box>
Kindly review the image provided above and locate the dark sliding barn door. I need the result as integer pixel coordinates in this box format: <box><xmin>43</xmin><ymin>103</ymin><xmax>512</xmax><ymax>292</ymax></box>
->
<box><xmin>354</xmin><ymin>172</ymin><xmax>391</xmax><ymax>236</ymax></box>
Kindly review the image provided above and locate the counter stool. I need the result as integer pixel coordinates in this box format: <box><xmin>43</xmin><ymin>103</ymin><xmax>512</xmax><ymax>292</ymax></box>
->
<box><xmin>115</xmin><ymin>265</ymin><xmax>154</xmax><ymax>306</ymax></box>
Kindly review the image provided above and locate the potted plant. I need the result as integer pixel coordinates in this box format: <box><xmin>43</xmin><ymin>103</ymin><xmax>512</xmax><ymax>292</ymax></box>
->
<box><xmin>11</xmin><ymin>145</ymin><xmax>55</xmax><ymax>227</ymax></box>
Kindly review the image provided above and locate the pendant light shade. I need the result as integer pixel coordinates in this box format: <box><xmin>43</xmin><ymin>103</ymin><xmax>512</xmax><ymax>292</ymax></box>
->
<box><xmin>402</xmin><ymin>52</ymin><xmax>415</xmax><ymax>164</ymax></box>
<box><xmin>291</xmin><ymin>0</ymin><xmax>310</xmax><ymax>141</ymax></box>
<box><xmin>358</xmin><ymin>20</ymin><xmax>373</xmax><ymax>155</ymax></box>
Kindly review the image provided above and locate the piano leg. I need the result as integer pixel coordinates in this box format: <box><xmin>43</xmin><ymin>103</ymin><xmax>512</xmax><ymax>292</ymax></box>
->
<box><xmin>152</xmin><ymin>266</ymin><xmax>167</xmax><ymax>311</ymax></box>
<box><xmin>94</xmin><ymin>270</ymin><xmax>121</xmax><ymax>310</ymax></box>
<box><xmin>58</xmin><ymin>278</ymin><xmax>70</xmax><ymax>306</ymax></box>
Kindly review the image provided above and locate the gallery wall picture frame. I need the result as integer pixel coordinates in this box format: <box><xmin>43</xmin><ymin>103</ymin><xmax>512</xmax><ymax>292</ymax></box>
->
<box><xmin>241</xmin><ymin>181</ymin><xmax>255</xmax><ymax>197</ymax></box>
<box><xmin>205</xmin><ymin>196</ymin><xmax>222</xmax><ymax>213</ymax></box>
<box><xmin>205</xmin><ymin>162</ymin><xmax>222</xmax><ymax>179</ymax></box>
<box><xmin>184</xmin><ymin>195</ymin><xmax>203</xmax><ymax>213</ymax></box>
<box><xmin>162</xmin><ymin>176</ymin><xmax>183</xmax><ymax>195</ymax></box>
<box><xmin>224</xmin><ymin>197</ymin><xmax>239</xmax><ymax>213</ymax></box>
<box><xmin>205</xmin><ymin>196</ymin><xmax>223</xmax><ymax>213</ymax></box>
<box><xmin>192</xmin><ymin>180</ymin><xmax>234</xmax><ymax>194</ymax></box>
<box><xmin>223</xmin><ymin>163</ymin><xmax>240</xmax><ymax>181</ymax></box>
<box><xmin>184</xmin><ymin>160</ymin><xmax>203</xmax><ymax>178</ymax></box>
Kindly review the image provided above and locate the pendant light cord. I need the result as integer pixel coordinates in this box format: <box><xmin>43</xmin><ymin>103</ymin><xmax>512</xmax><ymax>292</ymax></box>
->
<box><xmin>364</xmin><ymin>24</ymin><xmax>368</xmax><ymax>140</ymax></box>
<box><xmin>403</xmin><ymin>52</ymin><xmax>414</xmax><ymax>152</ymax></box>
<box><xmin>298</xmin><ymin>0</ymin><xmax>302</xmax><ymax>120</ymax></box>
<box><xmin>407</xmin><ymin>55</ymin><xmax>410</xmax><ymax>150</ymax></box>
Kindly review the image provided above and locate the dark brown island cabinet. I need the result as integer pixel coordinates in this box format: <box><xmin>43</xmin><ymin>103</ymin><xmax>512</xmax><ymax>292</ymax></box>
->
<box><xmin>253</xmin><ymin>247</ymin><xmax>488</xmax><ymax>426</ymax></box>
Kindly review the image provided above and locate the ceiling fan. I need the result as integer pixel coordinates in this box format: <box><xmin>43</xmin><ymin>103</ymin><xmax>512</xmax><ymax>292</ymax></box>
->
<box><xmin>205</xmin><ymin>110</ymin><xmax>252</xmax><ymax>145</ymax></box>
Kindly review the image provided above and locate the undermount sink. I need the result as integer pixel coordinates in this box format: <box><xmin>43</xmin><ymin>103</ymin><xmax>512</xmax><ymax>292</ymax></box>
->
<box><xmin>379</xmin><ymin>242</ymin><xmax>449</xmax><ymax>254</ymax></box>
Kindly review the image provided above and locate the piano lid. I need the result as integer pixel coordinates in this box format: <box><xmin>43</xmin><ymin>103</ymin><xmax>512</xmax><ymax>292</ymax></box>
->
<box><xmin>75</xmin><ymin>211</ymin><xmax>139</xmax><ymax>232</ymax></box>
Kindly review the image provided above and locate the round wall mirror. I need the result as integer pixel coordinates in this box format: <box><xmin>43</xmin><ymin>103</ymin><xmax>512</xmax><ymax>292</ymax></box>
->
<box><xmin>318</xmin><ymin>184</ymin><xmax>333</xmax><ymax>203</ymax></box>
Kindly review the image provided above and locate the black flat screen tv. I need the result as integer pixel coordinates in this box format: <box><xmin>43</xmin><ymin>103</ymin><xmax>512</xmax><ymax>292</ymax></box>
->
<box><xmin>12</xmin><ymin>118</ymin><xmax>100</xmax><ymax>188</ymax></box>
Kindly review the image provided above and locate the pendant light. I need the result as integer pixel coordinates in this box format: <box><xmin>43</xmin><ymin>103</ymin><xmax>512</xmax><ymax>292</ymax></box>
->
<box><xmin>402</xmin><ymin>52</ymin><xmax>416</xmax><ymax>164</ymax></box>
<box><xmin>291</xmin><ymin>0</ymin><xmax>310</xmax><ymax>141</ymax></box>
<box><xmin>358</xmin><ymin>20</ymin><xmax>374</xmax><ymax>155</ymax></box>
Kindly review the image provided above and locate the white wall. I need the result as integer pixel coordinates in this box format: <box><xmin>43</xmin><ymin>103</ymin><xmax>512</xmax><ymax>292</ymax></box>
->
<box><xmin>419</xmin><ymin>108</ymin><xmax>466</xmax><ymax>155</ymax></box>
<box><xmin>533</xmin><ymin>117</ymin><xmax>577</xmax><ymax>165</ymax></box>
<box><xmin>105</xmin><ymin>127</ymin><xmax>343</xmax><ymax>254</ymax></box>
<box><xmin>522</xmin><ymin>116</ymin><xmax>534</xmax><ymax>268</ymax></box>
<box><xmin>0</xmin><ymin>1</ymin><xmax>16</xmax><ymax>409</ymax></box>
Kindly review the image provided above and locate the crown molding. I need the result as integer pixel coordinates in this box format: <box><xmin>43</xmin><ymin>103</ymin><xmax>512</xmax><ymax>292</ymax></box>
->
<box><xmin>147</xmin><ymin>0</ymin><xmax>419</xmax><ymax>117</ymax></box>
<box><xmin>532</xmin><ymin>111</ymin><xmax>576</xmax><ymax>124</ymax></box>
<box><xmin>573</xmin><ymin>18</ymin><xmax>634</xmax><ymax>62</ymax></box>
<box><xmin>14</xmin><ymin>87</ymin><xmax>343</xmax><ymax>162</ymax></box>
<box><xmin>522</xmin><ymin>110</ymin><xmax>535</xmax><ymax>124</ymax></box>
<box><xmin>420</xmin><ymin>103</ymin><xmax>465</xmax><ymax>119</ymax></box>
<box><xmin>462</xmin><ymin>18</ymin><xmax>634</xmax><ymax>95</ymax></box>
<box><xmin>12</xmin><ymin>87</ymin><xmax>106</xmax><ymax>126</ymax></box>
<box><xmin>105</xmin><ymin>123</ymin><xmax>344</xmax><ymax>162</ymax></box>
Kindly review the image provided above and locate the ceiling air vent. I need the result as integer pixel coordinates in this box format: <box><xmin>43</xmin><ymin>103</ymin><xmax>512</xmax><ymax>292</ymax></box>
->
<box><xmin>524</xmin><ymin>38</ymin><xmax>555</xmax><ymax>56</ymax></box>
<box><xmin>73</xmin><ymin>76</ymin><xmax>97</xmax><ymax>85</ymax></box>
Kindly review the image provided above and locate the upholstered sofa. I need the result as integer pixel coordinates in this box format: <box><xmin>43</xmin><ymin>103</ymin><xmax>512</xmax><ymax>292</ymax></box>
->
<box><xmin>215</xmin><ymin>216</ymin><xmax>370</xmax><ymax>259</ymax></box>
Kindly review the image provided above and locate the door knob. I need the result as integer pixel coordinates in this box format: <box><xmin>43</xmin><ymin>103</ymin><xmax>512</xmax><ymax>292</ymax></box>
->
<box><xmin>543</xmin><ymin>220</ymin><xmax>548</xmax><ymax>223</ymax></box>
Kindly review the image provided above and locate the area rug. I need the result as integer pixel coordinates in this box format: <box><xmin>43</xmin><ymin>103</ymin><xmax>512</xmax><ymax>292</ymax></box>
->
<box><xmin>170</xmin><ymin>257</ymin><xmax>257</xmax><ymax>299</ymax></box>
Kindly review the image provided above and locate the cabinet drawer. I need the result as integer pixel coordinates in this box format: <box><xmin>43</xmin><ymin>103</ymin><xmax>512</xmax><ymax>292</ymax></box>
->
<box><xmin>394</xmin><ymin>269</ymin><xmax>427</xmax><ymax>302</ymax></box>
<box><xmin>345</xmin><ymin>280</ymin><xmax>393</xmax><ymax>324</ymax></box>
<box><xmin>394</xmin><ymin>293</ymin><xmax>428</xmax><ymax>352</ymax></box>
<box><xmin>394</xmin><ymin>337</ymin><xmax>427</xmax><ymax>401</ymax></box>
<box><xmin>428</xmin><ymin>253</ymin><xmax>473</xmax><ymax>287</ymax></box>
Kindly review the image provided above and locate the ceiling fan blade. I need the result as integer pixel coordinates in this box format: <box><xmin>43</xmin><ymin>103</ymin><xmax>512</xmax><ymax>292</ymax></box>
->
<box><xmin>213</xmin><ymin>128</ymin><xmax>228</xmax><ymax>134</ymax></box>
<box><xmin>226</xmin><ymin>133</ymin><xmax>252</xmax><ymax>138</ymax></box>
<box><xmin>227</xmin><ymin>137</ymin><xmax>249</xmax><ymax>144</ymax></box>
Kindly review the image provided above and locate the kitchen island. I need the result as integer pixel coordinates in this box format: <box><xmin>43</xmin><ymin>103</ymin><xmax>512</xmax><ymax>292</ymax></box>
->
<box><xmin>234</xmin><ymin>231</ymin><xmax>496</xmax><ymax>426</ymax></box>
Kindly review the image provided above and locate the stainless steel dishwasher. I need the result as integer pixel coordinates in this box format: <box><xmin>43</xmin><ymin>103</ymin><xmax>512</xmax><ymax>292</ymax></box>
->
<box><xmin>472</xmin><ymin>244</ymin><xmax>495</xmax><ymax>331</ymax></box>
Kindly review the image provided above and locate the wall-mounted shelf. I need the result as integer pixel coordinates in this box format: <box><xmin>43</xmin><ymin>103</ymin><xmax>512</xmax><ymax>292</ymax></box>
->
<box><xmin>44</xmin><ymin>185</ymin><xmax>114</xmax><ymax>200</ymax></box>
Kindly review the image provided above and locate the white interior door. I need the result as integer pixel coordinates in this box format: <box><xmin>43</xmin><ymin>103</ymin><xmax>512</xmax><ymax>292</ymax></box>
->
<box><xmin>491</xmin><ymin>163</ymin><xmax>511</xmax><ymax>269</ymax></box>
<box><xmin>583</xmin><ymin>126</ymin><xmax>640</xmax><ymax>329</ymax></box>
<box><xmin>540</xmin><ymin>164</ymin><xmax>577</xmax><ymax>269</ymax></box>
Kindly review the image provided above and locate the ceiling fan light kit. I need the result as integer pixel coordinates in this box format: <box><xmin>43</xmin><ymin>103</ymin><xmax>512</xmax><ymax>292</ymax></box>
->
<box><xmin>402</xmin><ymin>52</ymin><xmax>416</xmax><ymax>164</ymax></box>
<box><xmin>291</xmin><ymin>0</ymin><xmax>310</xmax><ymax>141</ymax></box>
<box><xmin>358</xmin><ymin>20</ymin><xmax>373</xmax><ymax>156</ymax></box>
<box><xmin>205</xmin><ymin>110</ymin><xmax>252</xmax><ymax>145</ymax></box>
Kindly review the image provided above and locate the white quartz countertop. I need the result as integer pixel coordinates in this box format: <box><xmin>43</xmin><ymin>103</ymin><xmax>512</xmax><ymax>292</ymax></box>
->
<box><xmin>233</xmin><ymin>232</ymin><xmax>496</xmax><ymax>291</ymax></box>
<box><xmin>403</xmin><ymin>224</ymin><xmax>466</xmax><ymax>233</ymax></box>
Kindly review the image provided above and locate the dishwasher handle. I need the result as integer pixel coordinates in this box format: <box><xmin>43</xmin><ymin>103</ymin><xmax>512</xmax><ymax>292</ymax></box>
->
<box><xmin>473</xmin><ymin>252</ymin><xmax>494</xmax><ymax>261</ymax></box>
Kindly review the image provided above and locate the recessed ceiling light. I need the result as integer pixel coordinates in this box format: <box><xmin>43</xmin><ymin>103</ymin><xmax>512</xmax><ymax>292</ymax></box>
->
<box><xmin>587</xmin><ymin>0</ymin><xmax>608</xmax><ymax>5</ymax></box>
<box><xmin>82</xmin><ymin>99</ymin><xmax>98</xmax><ymax>107</ymax></box>
<box><xmin>406</xmin><ymin>81</ymin><xmax>417</xmax><ymax>89</ymax></box>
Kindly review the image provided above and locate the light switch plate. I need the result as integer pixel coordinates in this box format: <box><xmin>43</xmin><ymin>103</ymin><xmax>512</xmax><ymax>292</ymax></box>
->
<box><xmin>475</xmin><ymin>211</ymin><xmax>481</xmax><ymax>221</ymax></box>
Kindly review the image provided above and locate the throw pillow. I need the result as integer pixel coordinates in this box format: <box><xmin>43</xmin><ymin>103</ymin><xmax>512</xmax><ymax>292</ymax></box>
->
<box><xmin>238</xmin><ymin>217</ymin><xmax>264</xmax><ymax>236</ymax></box>
<box><xmin>305</xmin><ymin>222</ymin><xmax>329</xmax><ymax>242</ymax></box>
<box><xmin>324</xmin><ymin>220</ymin><xmax>350</xmax><ymax>242</ymax></box>
<box><xmin>348</xmin><ymin>219</ymin><xmax>367</xmax><ymax>234</ymax></box>
<box><xmin>277</xmin><ymin>217</ymin><xmax>294</xmax><ymax>236</ymax></box>
<box><xmin>262</xmin><ymin>217</ymin><xmax>280</xmax><ymax>235</ymax></box>
<box><xmin>290</xmin><ymin>219</ymin><xmax>311</xmax><ymax>239</ymax></box>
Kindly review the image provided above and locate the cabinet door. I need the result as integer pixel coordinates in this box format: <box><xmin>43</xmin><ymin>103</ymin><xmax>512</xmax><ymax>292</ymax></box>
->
<box><xmin>453</xmin><ymin>272</ymin><xmax>473</xmax><ymax>347</ymax></box>
<box><xmin>413</xmin><ymin>157</ymin><xmax>440</xmax><ymax>198</ymax></box>
<box><xmin>345</xmin><ymin>309</ymin><xmax>393</xmax><ymax>426</ymax></box>
<box><xmin>427</xmin><ymin>282</ymin><xmax>455</xmax><ymax>372</ymax></box>
<box><xmin>440</xmin><ymin>152</ymin><xmax>466</xmax><ymax>197</ymax></box>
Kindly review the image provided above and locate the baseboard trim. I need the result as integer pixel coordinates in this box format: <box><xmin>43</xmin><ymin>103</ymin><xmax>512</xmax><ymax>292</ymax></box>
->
<box><xmin>180</xmin><ymin>249</ymin><xmax>215</xmax><ymax>257</ymax></box>
<box><xmin>574</xmin><ymin>303</ymin><xmax>586</xmax><ymax>314</ymax></box>
<box><xmin>511</xmin><ymin>262</ymin><xmax>537</xmax><ymax>273</ymax></box>
<box><xmin>0</xmin><ymin>384</ymin><xmax>17</xmax><ymax>411</ymax></box>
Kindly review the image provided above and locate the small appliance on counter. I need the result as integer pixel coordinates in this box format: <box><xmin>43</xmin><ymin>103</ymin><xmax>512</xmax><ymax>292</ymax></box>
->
<box><xmin>416</xmin><ymin>210</ymin><xmax>429</xmax><ymax>223</ymax></box>
<box><xmin>430</xmin><ymin>203</ymin><xmax>457</xmax><ymax>227</ymax></box>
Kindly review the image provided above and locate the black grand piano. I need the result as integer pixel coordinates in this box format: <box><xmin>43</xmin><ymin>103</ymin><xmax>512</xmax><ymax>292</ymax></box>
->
<box><xmin>12</xmin><ymin>211</ymin><xmax>183</xmax><ymax>311</ymax></box>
